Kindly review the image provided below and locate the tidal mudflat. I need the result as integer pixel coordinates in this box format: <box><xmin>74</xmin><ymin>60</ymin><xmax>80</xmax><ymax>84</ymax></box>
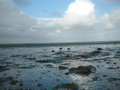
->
<box><xmin>0</xmin><ymin>43</ymin><xmax>120</xmax><ymax>90</ymax></box>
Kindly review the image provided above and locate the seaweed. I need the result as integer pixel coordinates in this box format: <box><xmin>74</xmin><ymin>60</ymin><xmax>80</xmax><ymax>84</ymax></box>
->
<box><xmin>52</xmin><ymin>82</ymin><xmax>79</xmax><ymax>90</ymax></box>
<box><xmin>16</xmin><ymin>89</ymin><xmax>33</xmax><ymax>90</ymax></box>
<box><xmin>69</xmin><ymin>66</ymin><xmax>95</xmax><ymax>75</ymax></box>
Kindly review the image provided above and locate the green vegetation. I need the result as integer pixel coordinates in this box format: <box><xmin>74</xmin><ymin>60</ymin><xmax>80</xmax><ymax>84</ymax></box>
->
<box><xmin>52</xmin><ymin>83</ymin><xmax>79</xmax><ymax>90</ymax></box>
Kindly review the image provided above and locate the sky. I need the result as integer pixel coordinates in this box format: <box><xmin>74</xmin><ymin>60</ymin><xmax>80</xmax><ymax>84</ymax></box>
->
<box><xmin>0</xmin><ymin>0</ymin><xmax>120</xmax><ymax>44</ymax></box>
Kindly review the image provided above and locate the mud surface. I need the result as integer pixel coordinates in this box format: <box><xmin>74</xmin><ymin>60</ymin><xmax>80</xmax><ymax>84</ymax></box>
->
<box><xmin>0</xmin><ymin>43</ymin><xmax>120</xmax><ymax>90</ymax></box>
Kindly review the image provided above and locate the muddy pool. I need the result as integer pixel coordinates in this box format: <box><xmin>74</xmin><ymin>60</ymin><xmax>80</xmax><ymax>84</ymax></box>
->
<box><xmin>0</xmin><ymin>43</ymin><xmax>120</xmax><ymax>90</ymax></box>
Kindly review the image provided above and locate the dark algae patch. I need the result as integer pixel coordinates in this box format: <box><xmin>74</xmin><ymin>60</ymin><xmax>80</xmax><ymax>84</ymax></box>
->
<box><xmin>0</xmin><ymin>66</ymin><xmax>8</xmax><ymax>72</ymax></box>
<box><xmin>16</xmin><ymin>89</ymin><xmax>33</xmax><ymax>90</ymax></box>
<box><xmin>52</xmin><ymin>83</ymin><xmax>79</xmax><ymax>90</ymax></box>
<box><xmin>69</xmin><ymin>66</ymin><xmax>95</xmax><ymax>75</ymax></box>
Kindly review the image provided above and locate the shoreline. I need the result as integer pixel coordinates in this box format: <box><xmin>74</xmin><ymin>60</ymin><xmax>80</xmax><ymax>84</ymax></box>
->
<box><xmin>0</xmin><ymin>41</ymin><xmax>120</xmax><ymax>47</ymax></box>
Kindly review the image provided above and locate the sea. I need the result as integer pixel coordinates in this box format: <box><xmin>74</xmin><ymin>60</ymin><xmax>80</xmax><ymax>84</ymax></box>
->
<box><xmin>0</xmin><ymin>41</ymin><xmax>120</xmax><ymax>90</ymax></box>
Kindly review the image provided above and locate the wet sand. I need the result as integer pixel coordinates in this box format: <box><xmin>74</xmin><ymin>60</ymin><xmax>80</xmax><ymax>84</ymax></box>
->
<box><xmin>0</xmin><ymin>43</ymin><xmax>120</xmax><ymax>90</ymax></box>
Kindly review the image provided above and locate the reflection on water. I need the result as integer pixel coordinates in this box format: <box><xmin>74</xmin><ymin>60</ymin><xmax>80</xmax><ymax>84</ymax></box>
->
<box><xmin>0</xmin><ymin>43</ymin><xmax>120</xmax><ymax>90</ymax></box>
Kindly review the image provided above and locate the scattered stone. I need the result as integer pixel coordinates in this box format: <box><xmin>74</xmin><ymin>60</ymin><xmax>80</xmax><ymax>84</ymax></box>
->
<box><xmin>36</xmin><ymin>59</ymin><xmax>51</xmax><ymax>63</ymax></box>
<box><xmin>61</xmin><ymin>63</ymin><xmax>70</xmax><ymax>65</ymax></box>
<box><xmin>55</xmin><ymin>51</ymin><xmax>64</xmax><ymax>54</ymax></box>
<box><xmin>59</xmin><ymin>66</ymin><xmax>68</xmax><ymax>70</ymax></box>
<box><xmin>80</xmin><ymin>55</ymin><xmax>89</xmax><ymax>59</ymax></box>
<box><xmin>108</xmin><ymin>77</ymin><xmax>120</xmax><ymax>81</ymax></box>
<box><xmin>92</xmin><ymin>77</ymin><xmax>99</xmax><ymax>81</ymax></box>
<box><xmin>56</xmin><ymin>79</ymin><xmax>60</xmax><ymax>81</ymax></box>
<box><xmin>39</xmin><ymin>77</ymin><xmax>42</xmax><ymax>79</ymax></box>
<box><xmin>0</xmin><ymin>66</ymin><xmax>7</xmax><ymax>72</ymax></box>
<box><xmin>52</xmin><ymin>83</ymin><xmax>79</xmax><ymax>90</ymax></box>
<box><xmin>97</xmin><ymin>65</ymin><xmax>99</xmax><ymax>67</ymax></box>
<box><xmin>69</xmin><ymin>66</ymin><xmax>95</xmax><ymax>75</ymax></box>
<box><xmin>92</xmin><ymin>51</ymin><xmax>101</xmax><ymax>54</ymax></box>
<box><xmin>16</xmin><ymin>88</ymin><xmax>33</xmax><ymax>90</ymax></box>
<box><xmin>97</xmin><ymin>48</ymin><xmax>102</xmax><ymax>50</ymax></box>
<box><xmin>45</xmin><ymin>64</ymin><xmax>53</xmax><ymax>68</ymax></box>
<box><xmin>19</xmin><ymin>83</ymin><xmax>23</xmax><ymax>86</ymax></box>
<box><xmin>51</xmin><ymin>50</ymin><xmax>55</xmax><ymax>52</ymax></box>
<box><xmin>65</xmin><ymin>72</ymin><xmax>69</xmax><ymax>75</ymax></box>
<box><xmin>65</xmin><ymin>54</ymin><xmax>71</xmax><ymax>57</ymax></box>
<box><xmin>103</xmin><ymin>75</ymin><xmax>107</xmax><ymax>77</ymax></box>
<box><xmin>37</xmin><ymin>84</ymin><xmax>43</xmax><ymax>86</ymax></box>
<box><xmin>108</xmin><ymin>67</ymin><xmax>117</xmax><ymax>69</ymax></box>
<box><xmin>10</xmin><ymin>80</ymin><xmax>18</xmax><ymax>85</ymax></box>
<box><xmin>67</xmin><ymin>48</ymin><xmax>70</xmax><ymax>50</ymax></box>
<box><xmin>59</xmin><ymin>48</ymin><xmax>62</xmax><ymax>50</ymax></box>
<box><xmin>40</xmin><ymin>88</ymin><xmax>47</xmax><ymax>90</ymax></box>
<box><xmin>113</xmin><ymin>62</ymin><xmax>116</xmax><ymax>65</ymax></box>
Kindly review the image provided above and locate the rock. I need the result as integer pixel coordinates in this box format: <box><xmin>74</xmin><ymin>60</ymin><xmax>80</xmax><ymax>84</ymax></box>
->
<box><xmin>92</xmin><ymin>51</ymin><xmax>100</xmax><ymax>54</ymax></box>
<box><xmin>52</xmin><ymin>83</ymin><xmax>79</xmax><ymax>90</ymax></box>
<box><xmin>19</xmin><ymin>83</ymin><xmax>23</xmax><ymax>86</ymax></box>
<box><xmin>37</xmin><ymin>84</ymin><xmax>43</xmax><ymax>86</ymax></box>
<box><xmin>80</xmin><ymin>55</ymin><xmax>89</xmax><ymax>58</ymax></box>
<box><xmin>65</xmin><ymin>72</ymin><xmax>69</xmax><ymax>75</ymax></box>
<box><xmin>10</xmin><ymin>80</ymin><xmax>18</xmax><ymax>85</ymax></box>
<box><xmin>40</xmin><ymin>88</ymin><xmax>47</xmax><ymax>90</ymax></box>
<box><xmin>36</xmin><ymin>59</ymin><xmax>51</xmax><ymax>63</ymax></box>
<box><xmin>59</xmin><ymin>66</ymin><xmax>68</xmax><ymax>70</ymax></box>
<box><xmin>45</xmin><ymin>64</ymin><xmax>53</xmax><ymax>68</ymax></box>
<box><xmin>97</xmin><ymin>48</ymin><xmax>102</xmax><ymax>50</ymax></box>
<box><xmin>69</xmin><ymin>66</ymin><xmax>94</xmax><ymax>75</ymax></box>
<box><xmin>51</xmin><ymin>50</ymin><xmax>55</xmax><ymax>52</ymax></box>
<box><xmin>67</xmin><ymin>48</ymin><xmax>70</xmax><ymax>50</ymax></box>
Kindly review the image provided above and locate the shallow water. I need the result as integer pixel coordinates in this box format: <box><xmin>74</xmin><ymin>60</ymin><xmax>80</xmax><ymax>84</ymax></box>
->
<box><xmin>0</xmin><ymin>43</ymin><xmax>120</xmax><ymax>90</ymax></box>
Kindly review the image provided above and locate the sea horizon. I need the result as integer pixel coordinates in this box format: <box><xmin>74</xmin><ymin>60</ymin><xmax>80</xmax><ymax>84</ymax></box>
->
<box><xmin>0</xmin><ymin>40</ymin><xmax>120</xmax><ymax>47</ymax></box>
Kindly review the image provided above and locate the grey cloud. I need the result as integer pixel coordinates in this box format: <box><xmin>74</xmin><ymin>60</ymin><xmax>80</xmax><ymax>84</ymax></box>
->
<box><xmin>0</xmin><ymin>0</ymin><xmax>120</xmax><ymax>44</ymax></box>
<box><xmin>51</xmin><ymin>10</ymin><xmax>62</xmax><ymax>17</ymax></box>
<box><xmin>104</xmin><ymin>0</ymin><xmax>120</xmax><ymax>2</ymax></box>
<box><xmin>0</xmin><ymin>0</ymin><xmax>37</xmax><ymax>43</ymax></box>
<box><xmin>12</xmin><ymin>0</ymin><xmax>31</xmax><ymax>7</ymax></box>
<box><xmin>42</xmin><ymin>9</ymin><xmax>48</xmax><ymax>13</ymax></box>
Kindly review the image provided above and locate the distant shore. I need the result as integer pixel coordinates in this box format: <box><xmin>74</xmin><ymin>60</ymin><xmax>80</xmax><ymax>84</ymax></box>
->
<box><xmin>0</xmin><ymin>41</ymin><xmax>120</xmax><ymax>47</ymax></box>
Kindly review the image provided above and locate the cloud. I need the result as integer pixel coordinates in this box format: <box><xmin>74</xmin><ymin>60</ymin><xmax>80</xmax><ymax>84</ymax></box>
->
<box><xmin>0</xmin><ymin>0</ymin><xmax>120</xmax><ymax>43</ymax></box>
<box><xmin>51</xmin><ymin>10</ymin><xmax>62</xmax><ymax>17</ymax></box>
<box><xmin>12</xmin><ymin>0</ymin><xmax>31</xmax><ymax>7</ymax></box>
<box><xmin>99</xmin><ymin>6</ymin><xmax>120</xmax><ymax>30</ymax></box>
<box><xmin>62</xmin><ymin>0</ymin><xmax>96</xmax><ymax>29</ymax></box>
<box><xmin>0</xmin><ymin>0</ymin><xmax>37</xmax><ymax>43</ymax></box>
<box><xmin>104</xmin><ymin>0</ymin><xmax>120</xmax><ymax>2</ymax></box>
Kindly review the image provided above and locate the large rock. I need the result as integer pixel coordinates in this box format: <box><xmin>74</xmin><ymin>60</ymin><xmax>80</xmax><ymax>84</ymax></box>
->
<box><xmin>69</xmin><ymin>66</ymin><xmax>95</xmax><ymax>75</ymax></box>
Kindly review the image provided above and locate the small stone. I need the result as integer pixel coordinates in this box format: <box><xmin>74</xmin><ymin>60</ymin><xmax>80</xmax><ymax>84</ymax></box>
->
<box><xmin>37</xmin><ymin>84</ymin><xmax>43</xmax><ymax>86</ymax></box>
<box><xmin>39</xmin><ymin>77</ymin><xmax>42</xmax><ymax>79</ymax></box>
<box><xmin>59</xmin><ymin>66</ymin><xmax>68</xmax><ymax>70</ymax></box>
<box><xmin>51</xmin><ymin>50</ymin><xmax>55</xmax><ymax>52</ymax></box>
<box><xmin>97</xmin><ymin>48</ymin><xmax>102</xmax><ymax>50</ymax></box>
<box><xmin>19</xmin><ymin>83</ymin><xmax>23</xmax><ymax>86</ymax></box>
<box><xmin>65</xmin><ymin>72</ymin><xmax>69</xmax><ymax>75</ymax></box>
<box><xmin>103</xmin><ymin>75</ymin><xmax>107</xmax><ymax>77</ymax></box>
<box><xmin>10</xmin><ymin>80</ymin><xmax>18</xmax><ymax>85</ymax></box>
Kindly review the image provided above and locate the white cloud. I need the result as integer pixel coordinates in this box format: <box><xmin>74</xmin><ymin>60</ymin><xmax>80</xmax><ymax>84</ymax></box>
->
<box><xmin>0</xmin><ymin>0</ymin><xmax>120</xmax><ymax>43</ymax></box>
<box><xmin>62</xmin><ymin>0</ymin><xmax>96</xmax><ymax>29</ymax></box>
<box><xmin>99</xmin><ymin>6</ymin><xmax>120</xmax><ymax>30</ymax></box>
